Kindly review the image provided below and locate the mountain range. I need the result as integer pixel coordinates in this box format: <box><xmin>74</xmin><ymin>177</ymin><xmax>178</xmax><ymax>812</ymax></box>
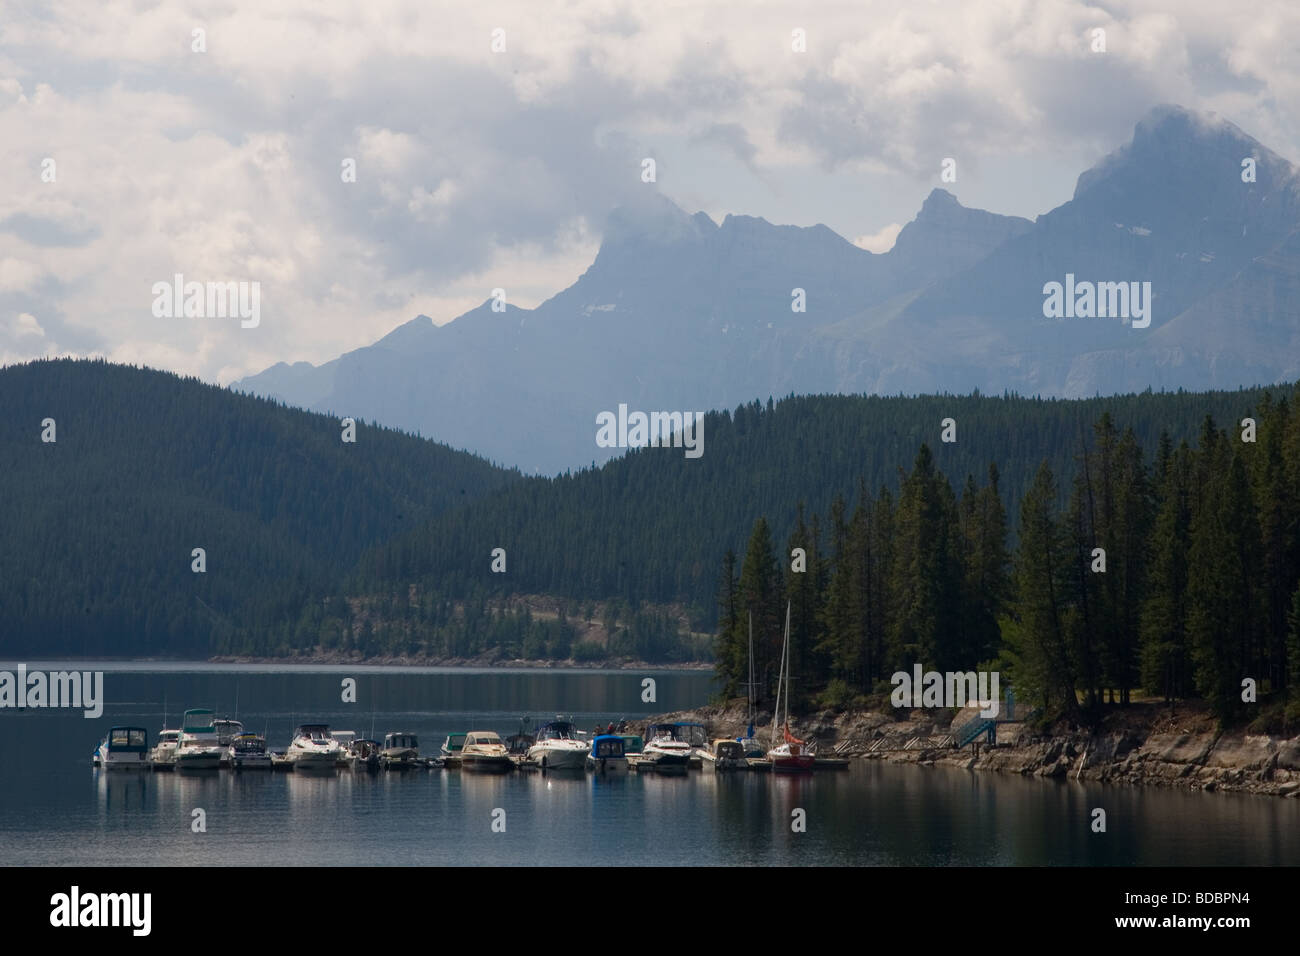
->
<box><xmin>236</xmin><ymin>105</ymin><xmax>1300</xmax><ymax>475</ymax></box>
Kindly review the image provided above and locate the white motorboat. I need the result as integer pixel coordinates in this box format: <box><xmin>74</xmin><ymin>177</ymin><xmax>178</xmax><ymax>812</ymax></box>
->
<box><xmin>150</xmin><ymin>729</ymin><xmax>180</xmax><ymax>769</ymax></box>
<box><xmin>641</xmin><ymin>724</ymin><xmax>692</xmax><ymax>773</ymax></box>
<box><xmin>94</xmin><ymin>727</ymin><xmax>150</xmax><ymax>770</ymax></box>
<box><xmin>287</xmin><ymin>724</ymin><xmax>342</xmax><ymax>771</ymax></box>
<box><xmin>460</xmin><ymin>731</ymin><xmax>513</xmax><ymax>773</ymax></box>
<box><xmin>527</xmin><ymin>719</ymin><xmax>590</xmax><ymax>770</ymax></box>
<box><xmin>175</xmin><ymin>709</ymin><xmax>224</xmax><ymax>770</ymax></box>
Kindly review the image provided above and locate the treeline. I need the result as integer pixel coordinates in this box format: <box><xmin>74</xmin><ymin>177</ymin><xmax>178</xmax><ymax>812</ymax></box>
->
<box><xmin>216</xmin><ymin>585</ymin><xmax>709</xmax><ymax>663</ymax></box>
<box><xmin>0</xmin><ymin>359</ymin><xmax>519</xmax><ymax>656</ymax></box>
<box><xmin>716</xmin><ymin>398</ymin><xmax>1300</xmax><ymax>727</ymax></box>
<box><xmin>356</xmin><ymin>388</ymin><xmax>1288</xmax><ymax>627</ymax></box>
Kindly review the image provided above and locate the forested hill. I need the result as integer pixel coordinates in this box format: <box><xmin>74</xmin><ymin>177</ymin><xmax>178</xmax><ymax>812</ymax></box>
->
<box><xmin>0</xmin><ymin>359</ymin><xmax>520</xmax><ymax>655</ymax></box>
<box><xmin>353</xmin><ymin>386</ymin><xmax>1292</xmax><ymax>623</ymax></box>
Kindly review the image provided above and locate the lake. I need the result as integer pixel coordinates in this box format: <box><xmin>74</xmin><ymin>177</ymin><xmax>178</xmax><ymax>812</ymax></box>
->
<box><xmin>2</xmin><ymin>662</ymin><xmax>1298</xmax><ymax>866</ymax></box>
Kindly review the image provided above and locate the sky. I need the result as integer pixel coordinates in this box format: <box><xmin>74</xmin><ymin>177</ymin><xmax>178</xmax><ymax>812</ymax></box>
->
<box><xmin>1</xmin><ymin>0</ymin><xmax>1298</xmax><ymax>383</ymax></box>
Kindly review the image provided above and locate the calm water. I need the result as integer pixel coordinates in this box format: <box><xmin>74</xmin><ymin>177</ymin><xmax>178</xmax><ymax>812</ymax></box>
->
<box><xmin>2</xmin><ymin>663</ymin><xmax>1298</xmax><ymax>866</ymax></box>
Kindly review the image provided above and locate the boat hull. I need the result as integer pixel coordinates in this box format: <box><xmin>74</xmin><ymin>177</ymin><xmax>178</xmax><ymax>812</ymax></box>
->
<box><xmin>642</xmin><ymin>751</ymin><xmax>691</xmax><ymax>773</ymax></box>
<box><xmin>175</xmin><ymin>753</ymin><xmax>222</xmax><ymax>771</ymax></box>
<box><xmin>101</xmin><ymin>753</ymin><xmax>150</xmax><ymax>770</ymax></box>
<box><xmin>290</xmin><ymin>752</ymin><xmax>339</xmax><ymax>771</ymax></box>
<box><xmin>769</xmin><ymin>753</ymin><xmax>816</xmax><ymax>773</ymax></box>
<box><xmin>587</xmin><ymin>755</ymin><xmax>629</xmax><ymax>774</ymax></box>
<box><xmin>530</xmin><ymin>746</ymin><xmax>588</xmax><ymax>771</ymax></box>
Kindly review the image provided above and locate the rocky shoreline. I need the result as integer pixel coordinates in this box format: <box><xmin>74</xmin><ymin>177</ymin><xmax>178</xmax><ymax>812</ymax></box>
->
<box><xmin>648</xmin><ymin>700</ymin><xmax>1300</xmax><ymax>798</ymax></box>
<box><xmin>204</xmin><ymin>652</ymin><xmax>711</xmax><ymax>670</ymax></box>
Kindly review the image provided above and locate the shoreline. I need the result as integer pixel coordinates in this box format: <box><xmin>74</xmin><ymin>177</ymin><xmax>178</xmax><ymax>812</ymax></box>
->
<box><xmin>648</xmin><ymin>700</ymin><xmax>1300</xmax><ymax>799</ymax></box>
<box><xmin>0</xmin><ymin>654</ymin><xmax>712</xmax><ymax>671</ymax></box>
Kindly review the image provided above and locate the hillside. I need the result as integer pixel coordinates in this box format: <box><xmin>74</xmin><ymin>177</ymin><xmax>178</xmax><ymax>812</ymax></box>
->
<box><xmin>0</xmin><ymin>359</ymin><xmax>520</xmax><ymax>655</ymax></box>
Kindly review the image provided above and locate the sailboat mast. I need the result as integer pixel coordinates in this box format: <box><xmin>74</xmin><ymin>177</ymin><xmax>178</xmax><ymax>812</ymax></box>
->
<box><xmin>772</xmin><ymin>601</ymin><xmax>790</xmax><ymax>747</ymax></box>
<box><xmin>747</xmin><ymin>612</ymin><xmax>755</xmax><ymax>723</ymax></box>
<box><xmin>782</xmin><ymin>601</ymin><xmax>791</xmax><ymax>731</ymax></box>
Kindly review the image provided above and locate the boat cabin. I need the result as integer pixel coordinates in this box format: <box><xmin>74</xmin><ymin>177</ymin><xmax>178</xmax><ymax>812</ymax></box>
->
<box><xmin>464</xmin><ymin>732</ymin><xmax>504</xmax><ymax>748</ymax></box>
<box><xmin>295</xmin><ymin>724</ymin><xmax>333</xmax><ymax>740</ymax></box>
<box><xmin>383</xmin><ymin>733</ymin><xmax>418</xmax><ymax>751</ymax></box>
<box><xmin>673</xmin><ymin>722</ymin><xmax>709</xmax><ymax>748</ymax></box>
<box><xmin>713</xmin><ymin>740</ymin><xmax>745</xmax><ymax>761</ymax></box>
<box><xmin>107</xmin><ymin>727</ymin><xmax>149</xmax><ymax>753</ymax></box>
<box><xmin>181</xmin><ymin>709</ymin><xmax>216</xmax><ymax>733</ymax></box>
<box><xmin>535</xmin><ymin>720</ymin><xmax>579</xmax><ymax>741</ymax></box>
<box><xmin>231</xmin><ymin>733</ymin><xmax>266</xmax><ymax>754</ymax></box>
<box><xmin>441</xmin><ymin>733</ymin><xmax>467</xmax><ymax>753</ymax></box>
<box><xmin>213</xmin><ymin>719</ymin><xmax>244</xmax><ymax>745</ymax></box>
<box><xmin>590</xmin><ymin>735</ymin><xmax>626</xmax><ymax>759</ymax></box>
<box><xmin>620</xmin><ymin>735</ymin><xmax>644</xmax><ymax>754</ymax></box>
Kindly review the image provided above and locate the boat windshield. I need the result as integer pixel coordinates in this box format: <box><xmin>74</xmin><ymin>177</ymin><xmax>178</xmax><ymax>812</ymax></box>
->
<box><xmin>594</xmin><ymin>739</ymin><xmax>624</xmax><ymax>758</ymax></box>
<box><xmin>538</xmin><ymin>722</ymin><xmax>576</xmax><ymax>740</ymax></box>
<box><xmin>674</xmin><ymin>724</ymin><xmax>708</xmax><ymax>747</ymax></box>
<box><xmin>299</xmin><ymin>726</ymin><xmax>331</xmax><ymax>740</ymax></box>
<box><xmin>110</xmin><ymin>729</ymin><xmax>147</xmax><ymax>748</ymax></box>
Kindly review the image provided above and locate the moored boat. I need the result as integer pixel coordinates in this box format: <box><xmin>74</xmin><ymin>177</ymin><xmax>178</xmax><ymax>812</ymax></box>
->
<box><xmin>346</xmin><ymin>738</ymin><xmax>381</xmax><ymax>772</ymax></box>
<box><xmin>229</xmin><ymin>733</ymin><xmax>272</xmax><ymax>770</ymax></box>
<box><xmin>527</xmin><ymin>719</ymin><xmax>589</xmax><ymax>771</ymax></box>
<box><xmin>460</xmin><ymin>731</ymin><xmax>513</xmax><ymax>773</ymax></box>
<box><xmin>641</xmin><ymin>724</ymin><xmax>692</xmax><ymax>773</ymax></box>
<box><xmin>95</xmin><ymin>727</ymin><xmax>150</xmax><ymax>770</ymax></box>
<box><xmin>703</xmin><ymin>738</ymin><xmax>749</xmax><ymax>771</ymax></box>
<box><xmin>440</xmin><ymin>733</ymin><xmax>467</xmax><ymax>759</ymax></box>
<box><xmin>380</xmin><ymin>732</ymin><xmax>420</xmax><ymax>770</ymax></box>
<box><xmin>176</xmin><ymin>709</ymin><xmax>224</xmax><ymax>770</ymax></box>
<box><xmin>287</xmin><ymin>724</ymin><xmax>342</xmax><ymax>771</ymax></box>
<box><xmin>586</xmin><ymin>734</ymin><xmax>629</xmax><ymax>774</ymax></box>
<box><xmin>213</xmin><ymin>719</ymin><xmax>244</xmax><ymax>768</ymax></box>
<box><xmin>150</xmin><ymin>728</ymin><xmax>180</xmax><ymax>770</ymax></box>
<box><xmin>767</xmin><ymin>603</ymin><xmax>815</xmax><ymax>773</ymax></box>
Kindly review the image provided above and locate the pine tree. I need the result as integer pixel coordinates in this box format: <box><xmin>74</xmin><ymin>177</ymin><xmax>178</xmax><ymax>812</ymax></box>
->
<box><xmin>1012</xmin><ymin>462</ymin><xmax>1080</xmax><ymax>720</ymax></box>
<box><xmin>737</xmin><ymin>516</ymin><xmax>784</xmax><ymax>704</ymax></box>
<box><xmin>1188</xmin><ymin>445</ymin><xmax>1262</xmax><ymax>721</ymax></box>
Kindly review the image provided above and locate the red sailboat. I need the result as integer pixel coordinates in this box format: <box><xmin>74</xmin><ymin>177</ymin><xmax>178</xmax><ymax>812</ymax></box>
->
<box><xmin>767</xmin><ymin>602</ymin><xmax>816</xmax><ymax>773</ymax></box>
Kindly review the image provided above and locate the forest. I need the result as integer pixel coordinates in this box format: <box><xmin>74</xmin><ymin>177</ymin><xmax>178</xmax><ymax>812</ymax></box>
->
<box><xmin>4</xmin><ymin>357</ymin><xmax>1298</xmax><ymax>696</ymax></box>
<box><xmin>714</xmin><ymin>401</ymin><xmax>1300</xmax><ymax>728</ymax></box>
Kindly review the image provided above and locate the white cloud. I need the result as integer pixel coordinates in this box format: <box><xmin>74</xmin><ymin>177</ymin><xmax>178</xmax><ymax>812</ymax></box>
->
<box><xmin>853</xmin><ymin>223</ymin><xmax>904</xmax><ymax>254</ymax></box>
<box><xmin>12</xmin><ymin>312</ymin><xmax>45</xmax><ymax>337</ymax></box>
<box><xmin>0</xmin><ymin>0</ymin><xmax>1295</xmax><ymax>384</ymax></box>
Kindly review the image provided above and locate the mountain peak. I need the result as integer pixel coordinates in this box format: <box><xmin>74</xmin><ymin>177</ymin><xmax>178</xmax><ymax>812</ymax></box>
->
<box><xmin>1073</xmin><ymin>104</ymin><xmax>1291</xmax><ymax>200</ymax></box>
<box><xmin>601</xmin><ymin>193</ymin><xmax>710</xmax><ymax>247</ymax></box>
<box><xmin>917</xmin><ymin>187</ymin><xmax>961</xmax><ymax>216</ymax></box>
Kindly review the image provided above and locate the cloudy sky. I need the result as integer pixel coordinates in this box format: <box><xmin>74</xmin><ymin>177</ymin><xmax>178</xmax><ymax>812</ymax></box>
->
<box><xmin>2</xmin><ymin>0</ymin><xmax>1297</xmax><ymax>382</ymax></box>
